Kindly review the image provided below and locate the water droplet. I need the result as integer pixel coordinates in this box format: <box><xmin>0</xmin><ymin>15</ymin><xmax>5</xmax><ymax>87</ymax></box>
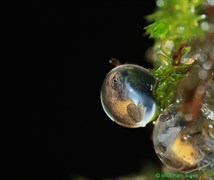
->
<box><xmin>198</xmin><ymin>69</ymin><xmax>208</xmax><ymax>80</ymax></box>
<box><xmin>208</xmin><ymin>124</ymin><xmax>213</xmax><ymax>129</ymax></box>
<box><xmin>207</xmin><ymin>0</ymin><xmax>214</xmax><ymax>6</ymax></box>
<box><xmin>201</xmin><ymin>22</ymin><xmax>209</xmax><ymax>31</ymax></box>
<box><xmin>184</xmin><ymin>114</ymin><xmax>193</xmax><ymax>121</ymax></box>
<box><xmin>156</xmin><ymin>0</ymin><xmax>164</xmax><ymax>7</ymax></box>
<box><xmin>198</xmin><ymin>53</ymin><xmax>207</xmax><ymax>63</ymax></box>
<box><xmin>203</xmin><ymin>61</ymin><xmax>212</xmax><ymax>70</ymax></box>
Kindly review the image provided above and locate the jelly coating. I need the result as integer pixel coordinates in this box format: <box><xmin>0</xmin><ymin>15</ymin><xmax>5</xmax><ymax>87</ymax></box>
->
<box><xmin>153</xmin><ymin>104</ymin><xmax>214</xmax><ymax>173</ymax></box>
<box><xmin>100</xmin><ymin>64</ymin><xmax>157</xmax><ymax>128</ymax></box>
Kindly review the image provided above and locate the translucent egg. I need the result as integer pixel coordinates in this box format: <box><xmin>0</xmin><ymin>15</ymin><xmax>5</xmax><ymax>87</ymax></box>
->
<box><xmin>100</xmin><ymin>64</ymin><xmax>157</xmax><ymax>128</ymax></box>
<box><xmin>153</xmin><ymin>104</ymin><xmax>214</xmax><ymax>173</ymax></box>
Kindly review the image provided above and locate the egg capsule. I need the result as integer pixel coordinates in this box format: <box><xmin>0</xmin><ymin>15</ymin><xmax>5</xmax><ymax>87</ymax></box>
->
<box><xmin>153</xmin><ymin>104</ymin><xmax>214</xmax><ymax>173</ymax></box>
<box><xmin>100</xmin><ymin>64</ymin><xmax>157</xmax><ymax>128</ymax></box>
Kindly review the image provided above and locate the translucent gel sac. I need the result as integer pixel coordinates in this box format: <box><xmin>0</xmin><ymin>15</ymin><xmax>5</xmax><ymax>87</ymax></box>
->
<box><xmin>153</xmin><ymin>104</ymin><xmax>214</xmax><ymax>173</ymax></box>
<box><xmin>100</xmin><ymin>64</ymin><xmax>157</xmax><ymax>128</ymax></box>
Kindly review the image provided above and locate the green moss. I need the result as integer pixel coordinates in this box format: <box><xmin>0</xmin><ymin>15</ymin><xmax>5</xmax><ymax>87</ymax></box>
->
<box><xmin>144</xmin><ymin>0</ymin><xmax>208</xmax><ymax>110</ymax></box>
<box><xmin>144</xmin><ymin>0</ymin><xmax>207</xmax><ymax>51</ymax></box>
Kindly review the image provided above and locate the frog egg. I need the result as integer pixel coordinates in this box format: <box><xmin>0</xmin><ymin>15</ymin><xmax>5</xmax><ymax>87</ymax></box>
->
<box><xmin>100</xmin><ymin>64</ymin><xmax>157</xmax><ymax>128</ymax></box>
<box><xmin>153</xmin><ymin>104</ymin><xmax>214</xmax><ymax>173</ymax></box>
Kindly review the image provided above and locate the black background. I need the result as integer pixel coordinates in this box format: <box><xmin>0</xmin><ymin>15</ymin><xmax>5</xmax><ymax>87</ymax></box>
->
<box><xmin>30</xmin><ymin>1</ymin><xmax>162</xmax><ymax>180</ymax></box>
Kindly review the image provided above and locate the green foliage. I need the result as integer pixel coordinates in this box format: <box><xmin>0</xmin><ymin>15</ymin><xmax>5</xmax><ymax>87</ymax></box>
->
<box><xmin>144</xmin><ymin>0</ymin><xmax>207</xmax><ymax>51</ymax></box>
<box><xmin>150</xmin><ymin>43</ymin><xmax>192</xmax><ymax>110</ymax></box>
<box><xmin>144</xmin><ymin>1</ymin><xmax>213</xmax><ymax>178</ymax></box>
<box><xmin>147</xmin><ymin>22</ymin><xmax>169</xmax><ymax>39</ymax></box>
<box><xmin>144</xmin><ymin>0</ymin><xmax>208</xmax><ymax>110</ymax></box>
